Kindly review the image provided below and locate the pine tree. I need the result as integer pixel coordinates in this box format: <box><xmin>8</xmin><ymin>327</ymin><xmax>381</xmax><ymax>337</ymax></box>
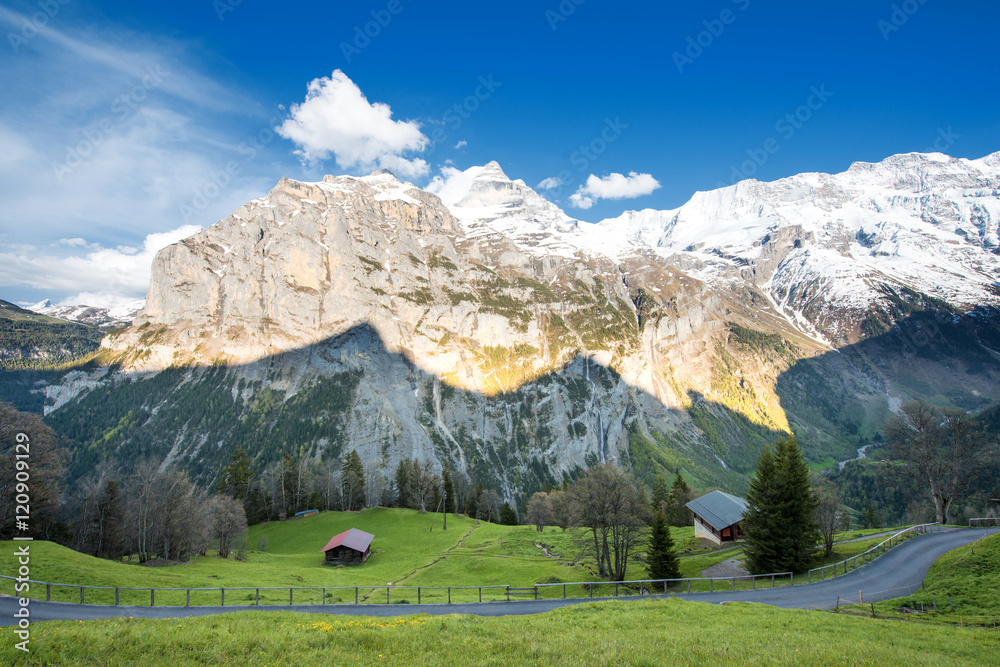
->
<box><xmin>500</xmin><ymin>501</ymin><xmax>518</xmax><ymax>526</ymax></box>
<box><xmin>742</xmin><ymin>436</ymin><xmax>820</xmax><ymax>574</ymax></box>
<box><xmin>646</xmin><ymin>511</ymin><xmax>681</xmax><ymax>581</ymax></box>
<box><xmin>667</xmin><ymin>473</ymin><xmax>693</xmax><ymax>526</ymax></box>
<box><xmin>742</xmin><ymin>444</ymin><xmax>781</xmax><ymax>574</ymax></box>
<box><xmin>394</xmin><ymin>459</ymin><xmax>411</xmax><ymax>508</ymax></box>
<box><xmin>442</xmin><ymin>462</ymin><xmax>455</xmax><ymax>514</ymax></box>
<box><xmin>651</xmin><ymin>475</ymin><xmax>669</xmax><ymax>515</ymax></box>
<box><xmin>341</xmin><ymin>450</ymin><xmax>365</xmax><ymax>511</ymax></box>
<box><xmin>217</xmin><ymin>446</ymin><xmax>256</xmax><ymax>506</ymax></box>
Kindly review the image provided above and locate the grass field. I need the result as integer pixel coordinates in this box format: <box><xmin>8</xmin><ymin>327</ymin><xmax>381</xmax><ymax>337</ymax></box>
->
<box><xmin>3</xmin><ymin>598</ymin><xmax>997</xmax><ymax>666</ymax></box>
<box><xmin>0</xmin><ymin>510</ymin><xmax>925</xmax><ymax>604</ymax></box>
<box><xmin>0</xmin><ymin>510</ymin><xmax>708</xmax><ymax>604</ymax></box>
<box><xmin>3</xmin><ymin>514</ymin><xmax>997</xmax><ymax>665</ymax></box>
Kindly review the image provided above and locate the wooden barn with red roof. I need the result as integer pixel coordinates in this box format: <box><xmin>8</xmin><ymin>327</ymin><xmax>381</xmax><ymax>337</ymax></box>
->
<box><xmin>321</xmin><ymin>528</ymin><xmax>374</xmax><ymax>565</ymax></box>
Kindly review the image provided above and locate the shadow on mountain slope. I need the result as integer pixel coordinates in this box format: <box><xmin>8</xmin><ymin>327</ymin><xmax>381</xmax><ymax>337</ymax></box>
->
<box><xmin>775</xmin><ymin>306</ymin><xmax>1000</xmax><ymax>457</ymax></box>
<box><xmin>40</xmin><ymin>322</ymin><xmax>785</xmax><ymax>502</ymax></box>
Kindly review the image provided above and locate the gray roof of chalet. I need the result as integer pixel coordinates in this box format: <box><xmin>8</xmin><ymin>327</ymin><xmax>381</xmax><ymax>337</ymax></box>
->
<box><xmin>685</xmin><ymin>490</ymin><xmax>747</xmax><ymax>531</ymax></box>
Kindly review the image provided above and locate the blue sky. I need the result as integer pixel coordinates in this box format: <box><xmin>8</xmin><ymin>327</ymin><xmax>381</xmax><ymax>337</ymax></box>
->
<box><xmin>1</xmin><ymin>0</ymin><xmax>998</xmax><ymax>306</ymax></box>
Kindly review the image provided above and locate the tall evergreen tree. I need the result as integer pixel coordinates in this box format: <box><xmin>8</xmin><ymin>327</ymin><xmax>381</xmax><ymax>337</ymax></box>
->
<box><xmin>217</xmin><ymin>446</ymin><xmax>256</xmax><ymax>506</ymax></box>
<box><xmin>500</xmin><ymin>501</ymin><xmax>518</xmax><ymax>526</ymax></box>
<box><xmin>341</xmin><ymin>450</ymin><xmax>366</xmax><ymax>511</ymax></box>
<box><xmin>667</xmin><ymin>473</ymin><xmax>693</xmax><ymax>526</ymax></box>
<box><xmin>651</xmin><ymin>475</ymin><xmax>669</xmax><ymax>515</ymax></box>
<box><xmin>646</xmin><ymin>511</ymin><xmax>681</xmax><ymax>581</ymax></box>
<box><xmin>442</xmin><ymin>462</ymin><xmax>455</xmax><ymax>514</ymax></box>
<box><xmin>742</xmin><ymin>436</ymin><xmax>820</xmax><ymax>574</ymax></box>
<box><xmin>394</xmin><ymin>459</ymin><xmax>411</xmax><ymax>508</ymax></box>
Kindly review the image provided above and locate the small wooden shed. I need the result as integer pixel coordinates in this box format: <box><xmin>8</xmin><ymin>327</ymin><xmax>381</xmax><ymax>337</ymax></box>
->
<box><xmin>321</xmin><ymin>528</ymin><xmax>374</xmax><ymax>566</ymax></box>
<box><xmin>685</xmin><ymin>490</ymin><xmax>747</xmax><ymax>546</ymax></box>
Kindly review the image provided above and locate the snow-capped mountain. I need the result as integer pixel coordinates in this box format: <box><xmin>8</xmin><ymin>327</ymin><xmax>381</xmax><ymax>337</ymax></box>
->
<box><xmin>28</xmin><ymin>299</ymin><xmax>145</xmax><ymax>328</ymax></box>
<box><xmin>39</xmin><ymin>150</ymin><xmax>1000</xmax><ymax>502</ymax></box>
<box><xmin>597</xmin><ymin>152</ymin><xmax>1000</xmax><ymax>342</ymax></box>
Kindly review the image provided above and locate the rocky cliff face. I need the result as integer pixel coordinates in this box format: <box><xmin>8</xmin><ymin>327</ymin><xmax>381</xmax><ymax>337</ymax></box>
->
<box><xmin>45</xmin><ymin>153</ymin><xmax>1000</xmax><ymax>501</ymax></box>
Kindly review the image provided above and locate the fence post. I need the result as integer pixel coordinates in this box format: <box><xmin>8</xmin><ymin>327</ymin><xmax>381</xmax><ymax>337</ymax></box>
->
<box><xmin>290</xmin><ymin>588</ymin><xmax>293</xmax><ymax>605</ymax></box>
<box><xmin>752</xmin><ymin>577</ymin><xmax>755</xmax><ymax>590</ymax></box>
<box><xmin>615</xmin><ymin>583</ymin><xmax>619</xmax><ymax>597</ymax></box>
<box><xmin>417</xmin><ymin>588</ymin><xmax>421</xmax><ymax>604</ymax></box>
<box><xmin>186</xmin><ymin>589</ymin><xmax>190</xmax><ymax>607</ymax></box>
<box><xmin>687</xmin><ymin>580</ymin><xmax>691</xmax><ymax>593</ymax></box>
<box><xmin>256</xmin><ymin>588</ymin><xmax>260</xmax><ymax>605</ymax></box>
<box><xmin>564</xmin><ymin>584</ymin><xmax>567</xmax><ymax>599</ymax></box>
<box><xmin>386</xmin><ymin>587</ymin><xmax>389</xmax><ymax>605</ymax></box>
<box><xmin>448</xmin><ymin>588</ymin><xmax>451</xmax><ymax>604</ymax></box>
<box><xmin>355</xmin><ymin>588</ymin><xmax>358</xmax><ymax>605</ymax></box>
<box><xmin>46</xmin><ymin>583</ymin><xmax>51</xmax><ymax>601</ymax></box>
<box><xmin>323</xmin><ymin>588</ymin><xmax>326</xmax><ymax>605</ymax></box>
<box><xmin>732</xmin><ymin>577</ymin><xmax>736</xmax><ymax>592</ymax></box>
<box><xmin>80</xmin><ymin>587</ymin><xmax>84</xmax><ymax>604</ymax></box>
<box><xmin>222</xmin><ymin>588</ymin><xmax>225</xmax><ymax>606</ymax></box>
<box><xmin>479</xmin><ymin>587</ymin><xmax>482</xmax><ymax>603</ymax></box>
<box><xmin>590</xmin><ymin>584</ymin><xmax>593</xmax><ymax>598</ymax></box>
<box><xmin>115</xmin><ymin>588</ymin><xmax>119</xmax><ymax>606</ymax></box>
<box><xmin>771</xmin><ymin>574</ymin><xmax>775</xmax><ymax>588</ymax></box>
<box><xmin>151</xmin><ymin>589</ymin><xmax>154</xmax><ymax>607</ymax></box>
<box><xmin>710</xmin><ymin>579</ymin><xmax>714</xmax><ymax>592</ymax></box>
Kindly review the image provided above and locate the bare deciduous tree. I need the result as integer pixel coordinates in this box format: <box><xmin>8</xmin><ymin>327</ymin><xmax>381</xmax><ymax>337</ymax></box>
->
<box><xmin>526</xmin><ymin>491</ymin><xmax>553</xmax><ymax>532</ymax></box>
<box><xmin>885</xmin><ymin>401</ymin><xmax>993</xmax><ymax>524</ymax></box>
<box><xmin>210</xmin><ymin>495</ymin><xmax>248</xmax><ymax>559</ymax></box>
<box><xmin>572</xmin><ymin>465</ymin><xmax>649</xmax><ymax>581</ymax></box>
<box><xmin>0</xmin><ymin>401</ymin><xmax>68</xmax><ymax>540</ymax></box>
<box><xmin>549</xmin><ymin>490</ymin><xmax>578</xmax><ymax>532</ymax></box>
<box><xmin>812</xmin><ymin>476</ymin><xmax>847</xmax><ymax>557</ymax></box>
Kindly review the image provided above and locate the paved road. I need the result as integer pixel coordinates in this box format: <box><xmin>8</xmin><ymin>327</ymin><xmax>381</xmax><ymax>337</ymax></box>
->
<box><xmin>2</xmin><ymin>526</ymin><xmax>994</xmax><ymax>624</ymax></box>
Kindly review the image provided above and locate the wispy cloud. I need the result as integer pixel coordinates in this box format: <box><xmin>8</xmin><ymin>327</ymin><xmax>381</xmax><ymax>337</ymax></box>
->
<box><xmin>0</xmin><ymin>225</ymin><xmax>201</xmax><ymax>307</ymax></box>
<box><xmin>569</xmin><ymin>172</ymin><xmax>661</xmax><ymax>209</ymax></box>
<box><xmin>0</xmin><ymin>11</ymin><xmax>284</xmax><ymax>304</ymax></box>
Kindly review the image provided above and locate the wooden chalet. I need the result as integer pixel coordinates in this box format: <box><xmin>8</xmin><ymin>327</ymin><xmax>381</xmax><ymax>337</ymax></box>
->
<box><xmin>685</xmin><ymin>490</ymin><xmax>747</xmax><ymax>546</ymax></box>
<box><xmin>321</xmin><ymin>528</ymin><xmax>374</xmax><ymax>566</ymax></box>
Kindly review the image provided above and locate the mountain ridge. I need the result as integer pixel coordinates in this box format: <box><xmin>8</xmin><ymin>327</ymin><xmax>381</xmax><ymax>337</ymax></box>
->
<box><xmin>32</xmin><ymin>149</ymin><xmax>1000</xmax><ymax>505</ymax></box>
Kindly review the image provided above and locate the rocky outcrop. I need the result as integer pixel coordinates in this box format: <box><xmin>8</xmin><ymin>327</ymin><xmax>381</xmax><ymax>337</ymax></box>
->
<box><xmin>44</xmin><ymin>153</ymin><xmax>1000</xmax><ymax>501</ymax></box>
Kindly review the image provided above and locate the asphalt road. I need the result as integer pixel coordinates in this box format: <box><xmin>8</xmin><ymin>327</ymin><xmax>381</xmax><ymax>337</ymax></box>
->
<box><xmin>2</xmin><ymin>526</ymin><xmax>994</xmax><ymax>624</ymax></box>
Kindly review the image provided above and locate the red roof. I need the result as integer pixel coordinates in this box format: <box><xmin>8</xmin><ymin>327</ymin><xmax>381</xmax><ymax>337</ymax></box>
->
<box><xmin>321</xmin><ymin>528</ymin><xmax>374</xmax><ymax>554</ymax></box>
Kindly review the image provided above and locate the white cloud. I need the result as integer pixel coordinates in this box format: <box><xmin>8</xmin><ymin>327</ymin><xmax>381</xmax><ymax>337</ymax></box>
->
<box><xmin>0</xmin><ymin>225</ymin><xmax>201</xmax><ymax>306</ymax></box>
<box><xmin>56</xmin><ymin>238</ymin><xmax>90</xmax><ymax>247</ymax></box>
<box><xmin>426</xmin><ymin>165</ymin><xmax>475</xmax><ymax>208</ymax></box>
<box><xmin>454</xmin><ymin>140</ymin><xmax>467</xmax><ymax>149</ymax></box>
<box><xmin>277</xmin><ymin>70</ymin><xmax>429</xmax><ymax>178</ymax></box>
<box><xmin>536</xmin><ymin>176</ymin><xmax>562</xmax><ymax>190</ymax></box>
<box><xmin>569</xmin><ymin>172</ymin><xmax>661</xmax><ymax>209</ymax></box>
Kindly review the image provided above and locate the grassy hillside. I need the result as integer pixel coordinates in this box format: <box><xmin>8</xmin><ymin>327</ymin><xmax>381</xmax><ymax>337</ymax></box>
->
<box><xmin>0</xmin><ymin>508</ymin><xmax>703</xmax><ymax>605</ymax></box>
<box><xmin>3</xmin><ymin>598</ymin><xmax>997</xmax><ymax>666</ymax></box>
<box><xmin>0</xmin><ymin>508</ymin><xmax>920</xmax><ymax>610</ymax></box>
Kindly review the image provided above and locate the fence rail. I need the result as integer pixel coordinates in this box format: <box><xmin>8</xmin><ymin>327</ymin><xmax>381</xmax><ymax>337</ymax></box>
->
<box><xmin>969</xmin><ymin>517</ymin><xmax>1000</xmax><ymax>528</ymax></box>
<box><xmin>0</xmin><ymin>571</ymin><xmax>794</xmax><ymax>608</ymax></box>
<box><xmin>807</xmin><ymin>523</ymin><xmax>941</xmax><ymax>583</ymax></box>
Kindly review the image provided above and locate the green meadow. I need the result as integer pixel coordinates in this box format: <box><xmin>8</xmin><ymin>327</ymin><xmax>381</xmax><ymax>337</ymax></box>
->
<box><xmin>0</xmin><ymin>509</ymin><xmax>926</xmax><ymax>606</ymax></box>
<box><xmin>3</xmin><ymin>597</ymin><xmax>997</xmax><ymax>666</ymax></box>
<box><xmin>2</xmin><ymin>512</ymin><xmax>997</xmax><ymax>665</ymax></box>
